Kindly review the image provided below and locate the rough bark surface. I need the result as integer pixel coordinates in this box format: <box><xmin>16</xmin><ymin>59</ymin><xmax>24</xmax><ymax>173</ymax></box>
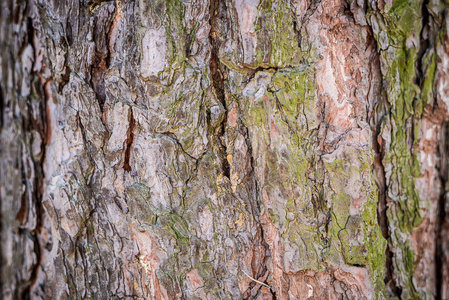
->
<box><xmin>0</xmin><ymin>0</ymin><xmax>448</xmax><ymax>299</ymax></box>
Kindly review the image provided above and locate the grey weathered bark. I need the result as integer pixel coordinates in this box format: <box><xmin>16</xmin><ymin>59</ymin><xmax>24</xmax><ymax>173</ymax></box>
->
<box><xmin>1</xmin><ymin>0</ymin><xmax>448</xmax><ymax>299</ymax></box>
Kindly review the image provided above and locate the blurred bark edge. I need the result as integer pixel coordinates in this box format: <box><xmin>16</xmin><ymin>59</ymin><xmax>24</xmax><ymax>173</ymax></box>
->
<box><xmin>1</xmin><ymin>0</ymin><xmax>448</xmax><ymax>299</ymax></box>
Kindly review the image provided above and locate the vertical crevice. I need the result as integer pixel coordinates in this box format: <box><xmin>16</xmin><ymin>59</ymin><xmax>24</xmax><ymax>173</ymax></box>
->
<box><xmin>208</xmin><ymin>1</ymin><xmax>275</xmax><ymax>298</ymax></box>
<box><xmin>0</xmin><ymin>86</ymin><xmax>3</xmax><ymax>295</ymax></box>
<box><xmin>238</xmin><ymin>109</ymin><xmax>276</xmax><ymax>299</ymax></box>
<box><xmin>372</xmin><ymin>111</ymin><xmax>402</xmax><ymax>298</ymax></box>
<box><xmin>106</xmin><ymin>0</ymin><xmax>121</xmax><ymax>69</ymax></box>
<box><xmin>370</xmin><ymin>0</ymin><xmax>444</xmax><ymax>296</ymax></box>
<box><xmin>416</xmin><ymin>2</ymin><xmax>447</xmax><ymax>298</ymax></box>
<box><xmin>90</xmin><ymin>68</ymin><xmax>106</xmax><ymax>113</ymax></box>
<box><xmin>123</xmin><ymin>107</ymin><xmax>134</xmax><ymax>172</ymax></box>
<box><xmin>22</xmin><ymin>15</ymin><xmax>47</xmax><ymax>299</ymax></box>
<box><xmin>436</xmin><ymin>121</ymin><xmax>449</xmax><ymax>300</ymax></box>
<box><xmin>291</xmin><ymin>18</ymin><xmax>302</xmax><ymax>49</ymax></box>
<box><xmin>89</xmin><ymin>1</ymin><xmax>117</xmax><ymax>113</ymax></box>
<box><xmin>367</xmin><ymin>24</ymin><xmax>403</xmax><ymax>297</ymax></box>
<box><xmin>0</xmin><ymin>85</ymin><xmax>4</xmax><ymax>131</ymax></box>
<box><xmin>415</xmin><ymin>0</ymin><xmax>431</xmax><ymax>87</ymax></box>
<box><xmin>209</xmin><ymin>0</ymin><xmax>230</xmax><ymax>178</ymax></box>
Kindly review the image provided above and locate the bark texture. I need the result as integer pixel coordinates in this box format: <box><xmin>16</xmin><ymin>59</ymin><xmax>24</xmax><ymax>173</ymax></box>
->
<box><xmin>1</xmin><ymin>0</ymin><xmax>448</xmax><ymax>299</ymax></box>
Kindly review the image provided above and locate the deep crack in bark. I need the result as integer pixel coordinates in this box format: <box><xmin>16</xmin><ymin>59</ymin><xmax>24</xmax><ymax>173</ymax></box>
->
<box><xmin>416</xmin><ymin>0</ymin><xmax>431</xmax><ymax>87</ymax></box>
<box><xmin>124</xmin><ymin>107</ymin><xmax>135</xmax><ymax>172</ymax></box>
<box><xmin>209</xmin><ymin>1</ymin><xmax>276</xmax><ymax>298</ymax></box>
<box><xmin>209</xmin><ymin>0</ymin><xmax>230</xmax><ymax>179</ymax></box>
<box><xmin>417</xmin><ymin>2</ymin><xmax>447</xmax><ymax>298</ymax></box>
<box><xmin>436</xmin><ymin>121</ymin><xmax>449</xmax><ymax>300</ymax></box>
<box><xmin>22</xmin><ymin>14</ymin><xmax>47</xmax><ymax>299</ymax></box>
<box><xmin>367</xmin><ymin>25</ymin><xmax>403</xmax><ymax>299</ymax></box>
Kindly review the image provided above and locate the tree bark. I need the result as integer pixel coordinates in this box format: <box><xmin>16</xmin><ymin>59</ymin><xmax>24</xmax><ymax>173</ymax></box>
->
<box><xmin>1</xmin><ymin>0</ymin><xmax>448</xmax><ymax>299</ymax></box>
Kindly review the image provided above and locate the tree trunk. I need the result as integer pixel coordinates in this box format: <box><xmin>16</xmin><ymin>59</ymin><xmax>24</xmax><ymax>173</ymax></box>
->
<box><xmin>1</xmin><ymin>0</ymin><xmax>448</xmax><ymax>299</ymax></box>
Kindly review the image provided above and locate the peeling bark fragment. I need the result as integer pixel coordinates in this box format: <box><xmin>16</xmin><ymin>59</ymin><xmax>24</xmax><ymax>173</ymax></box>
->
<box><xmin>140</xmin><ymin>27</ymin><xmax>167</xmax><ymax>80</ymax></box>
